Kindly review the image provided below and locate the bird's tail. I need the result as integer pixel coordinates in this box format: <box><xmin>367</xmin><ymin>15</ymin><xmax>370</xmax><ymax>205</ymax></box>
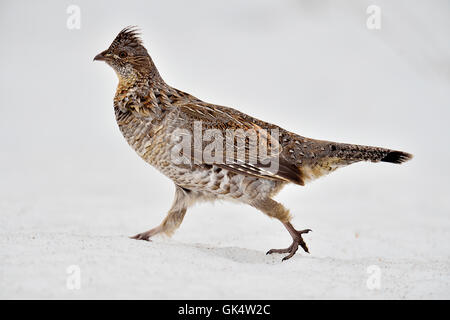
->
<box><xmin>297</xmin><ymin>140</ymin><xmax>413</xmax><ymax>183</ymax></box>
<box><xmin>330</xmin><ymin>142</ymin><xmax>413</xmax><ymax>164</ymax></box>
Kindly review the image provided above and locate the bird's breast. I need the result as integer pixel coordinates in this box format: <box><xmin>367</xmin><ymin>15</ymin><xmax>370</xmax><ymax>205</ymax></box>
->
<box><xmin>115</xmin><ymin>108</ymin><xmax>162</xmax><ymax>161</ymax></box>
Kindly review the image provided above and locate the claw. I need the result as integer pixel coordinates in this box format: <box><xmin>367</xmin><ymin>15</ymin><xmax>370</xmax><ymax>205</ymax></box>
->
<box><xmin>130</xmin><ymin>233</ymin><xmax>152</xmax><ymax>241</ymax></box>
<box><xmin>129</xmin><ymin>226</ymin><xmax>161</xmax><ymax>242</ymax></box>
<box><xmin>267</xmin><ymin>224</ymin><xmax>311</xmax><ymax>261</ymax></box>
<box><xmin>266</xmin><ymin>246</ymin><xmax>291</xmax><ymax>255</ymax></box>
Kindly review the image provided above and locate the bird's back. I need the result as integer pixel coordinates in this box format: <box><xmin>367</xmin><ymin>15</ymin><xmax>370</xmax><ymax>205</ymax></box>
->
<box><xmin>113</xmin><ymin>77</ymin><xmax>411</xmax><ymax>190</ymax></box>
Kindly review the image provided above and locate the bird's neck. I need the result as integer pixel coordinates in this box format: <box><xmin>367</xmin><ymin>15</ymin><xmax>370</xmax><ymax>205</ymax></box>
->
<box><xmin>114</xmin><ymin>75</ymin><xmax>172</xmax><ymax>119</ymax></box>
<box><xmin>114</xmin><ymin>55</ymin><xmax>163</xmax><ymax>94</ymax></box>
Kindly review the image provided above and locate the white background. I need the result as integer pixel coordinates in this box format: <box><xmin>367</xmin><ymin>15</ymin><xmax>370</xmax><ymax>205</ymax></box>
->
<box><xmin>0</xmin><ymin>0</ymin><xmax>449</xmax><ymax>299</ymax></box>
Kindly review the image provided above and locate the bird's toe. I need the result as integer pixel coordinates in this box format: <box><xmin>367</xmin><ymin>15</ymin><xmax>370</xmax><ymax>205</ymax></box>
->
<box><xmin>130</xmin><ymin>233</ymin><xmax>152</xmax><ymax>241</ymax></box>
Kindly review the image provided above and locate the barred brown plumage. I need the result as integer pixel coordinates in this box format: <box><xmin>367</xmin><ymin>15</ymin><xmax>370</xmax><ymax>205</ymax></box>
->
<box><xmin>94</xmin><ymin>27</ymin><xmax>412</xmax><ymax>260</ymax></box>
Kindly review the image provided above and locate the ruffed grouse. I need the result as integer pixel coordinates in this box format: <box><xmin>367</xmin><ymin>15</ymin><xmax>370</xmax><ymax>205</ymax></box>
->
<box><xmin>94</xmin><ymin>27</ymin><xmax>412</xmax><ymax>260</ymax></box>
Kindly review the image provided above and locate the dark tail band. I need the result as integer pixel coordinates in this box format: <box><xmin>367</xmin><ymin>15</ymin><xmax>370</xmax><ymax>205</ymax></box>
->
<box><xmin>380</xmin><ymin>151</ymin><xmax>413</xmax><ymax>164</ymax></box>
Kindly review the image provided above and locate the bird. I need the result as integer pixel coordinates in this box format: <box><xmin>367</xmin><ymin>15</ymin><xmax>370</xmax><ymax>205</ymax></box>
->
<box><xmin>94</xmin><ymin>27</ymin><xmax>412</xmax><ymax>261</ymax></box>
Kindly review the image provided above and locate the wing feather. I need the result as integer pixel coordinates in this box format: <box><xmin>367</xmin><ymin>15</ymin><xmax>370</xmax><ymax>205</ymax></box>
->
<box><xmin>175</xmin><ymin>102</ymin><xmax>304</xmax><ymax>185</ymax></box>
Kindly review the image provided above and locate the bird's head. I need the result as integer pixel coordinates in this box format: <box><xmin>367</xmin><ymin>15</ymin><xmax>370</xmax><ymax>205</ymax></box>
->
<box><xmin>94</xmin><ymin>27</ymin><xmax>157</xmax><ymax>81</ymax></box>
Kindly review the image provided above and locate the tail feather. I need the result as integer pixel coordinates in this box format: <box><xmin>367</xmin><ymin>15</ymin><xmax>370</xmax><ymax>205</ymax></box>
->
<box><xmin>335</xmin><ymin>144</ymin><xmax>413</xmax><ymax>165</ymax></box>
<box><xmin>332</xmin><ymin>143</ymin><xmax>413</xmax><ymax>165</ymax></box>
<box><xmin>288</xmin><ymin>137</ymin><xmax>412</xmax><ymax>183</ymax></box>
<box><xmin>380</xmin><ymin>151</ymin><xmax>413</xmax><ymax>164</ymax></box>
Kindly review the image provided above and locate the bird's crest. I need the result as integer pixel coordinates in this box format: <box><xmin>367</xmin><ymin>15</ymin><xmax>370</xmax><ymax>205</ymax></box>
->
<box><xmin>110</xmin><ymin>26</ymin><xmax>143</xmax><ymax>50</ymax></box>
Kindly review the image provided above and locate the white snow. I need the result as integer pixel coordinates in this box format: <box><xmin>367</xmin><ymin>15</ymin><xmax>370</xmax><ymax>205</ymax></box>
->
<box><xmin>0</xmin><ymin>0</ymin><xmax>449</xmax><ymax>299</ymax></box>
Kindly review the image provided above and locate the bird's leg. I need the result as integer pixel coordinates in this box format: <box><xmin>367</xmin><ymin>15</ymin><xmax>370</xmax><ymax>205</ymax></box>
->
<box><xmin>130</xmin><ymin>185</ymin><xmax>190</xmax><ymax>241</ymax></box>
<box><xmin>250</xmin><ymin>198</ymin><xmax>311</xmax><ymax>260</ymax></box>
<box><xmin>266</xmin><ymin>222</ymin><xmax>312</xmax><ymax>261</ymax></box>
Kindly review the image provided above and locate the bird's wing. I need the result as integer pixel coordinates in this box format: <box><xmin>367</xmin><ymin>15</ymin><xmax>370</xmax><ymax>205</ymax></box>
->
<box><xmin>172</xmin><ymin>101</ymin><xmax>305</xmax><ymax>185</ymax></box>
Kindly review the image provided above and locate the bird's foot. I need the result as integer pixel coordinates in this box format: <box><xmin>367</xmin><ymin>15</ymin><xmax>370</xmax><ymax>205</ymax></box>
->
<box><xmin>129</xmin><ymin>231</ymin><xmax>153</xmax><ymax>241</ymax></box>
<box><xmin>129</xmin><ymin>226</ymin><xmax>162</xmax><ymax>241</ymax></box>
<box><xmin>266</xmin><ymin>228</ymin><xmax>312</xmax><ymax>261</ymax></box>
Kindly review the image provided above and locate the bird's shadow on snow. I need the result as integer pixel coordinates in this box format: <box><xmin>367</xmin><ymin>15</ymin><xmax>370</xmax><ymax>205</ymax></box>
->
<box><xmin>159</xmin><ymin>240</ymin><xmax>292</xmax><ymax>265</ymax></box>
<box><xmin>195</xmin><ymin>244</ymin><xmax>278</xmax><ymax>264</ymax></box>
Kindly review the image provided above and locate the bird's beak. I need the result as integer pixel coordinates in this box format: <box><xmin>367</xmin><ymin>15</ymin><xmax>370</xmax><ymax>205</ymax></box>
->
<box><xmin>93</xmin><ymin>50</ymin><xmax>108</xmax><ymax>62</ymax></box>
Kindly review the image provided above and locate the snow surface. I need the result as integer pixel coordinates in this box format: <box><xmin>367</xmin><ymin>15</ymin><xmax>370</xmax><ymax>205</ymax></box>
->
<box><xmin>0</xmin><ymin>0</ymin><xmax>449</xmax><ymax>299</ymax></box>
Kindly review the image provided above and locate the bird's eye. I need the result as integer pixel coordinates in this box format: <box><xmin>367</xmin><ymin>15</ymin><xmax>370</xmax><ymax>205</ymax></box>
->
<box><xmin>119</xmin><ymin>51</ymin><xmax>128</xmax><ymax>58</ymax></box>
